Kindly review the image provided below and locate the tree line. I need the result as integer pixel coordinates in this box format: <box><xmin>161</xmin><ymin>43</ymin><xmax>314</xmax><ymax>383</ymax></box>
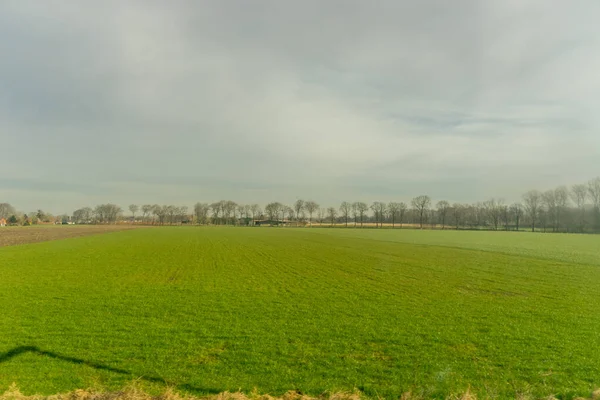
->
<box><xmin>2</xmin><ymin>177</ymin><xmax>600</xmax><ymax>233</ymax></box>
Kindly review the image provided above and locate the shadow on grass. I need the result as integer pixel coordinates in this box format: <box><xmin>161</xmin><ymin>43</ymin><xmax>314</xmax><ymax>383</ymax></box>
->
<box><xmin>0</xmin><ymin>346</ymin><xmax>220</xmax><ymax>395</ymax></box>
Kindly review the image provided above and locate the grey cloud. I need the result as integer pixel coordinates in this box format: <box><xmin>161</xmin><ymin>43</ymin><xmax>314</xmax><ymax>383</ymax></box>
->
<box><xmin>1</xmin><ymin>0</ymin><xmax>599</xmax><ymax>213</ymax></box>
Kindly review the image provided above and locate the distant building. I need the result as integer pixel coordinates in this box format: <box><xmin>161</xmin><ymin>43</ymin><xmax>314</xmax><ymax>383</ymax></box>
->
<box><xmin>0</xmin><ymin>218</ymin><xmax>6</xmax><ymax>227</ymax></box>
<box><xmin>252</xmin><ymin>219</ymin><xmax>304</xmax><ymax>227</ymax></box>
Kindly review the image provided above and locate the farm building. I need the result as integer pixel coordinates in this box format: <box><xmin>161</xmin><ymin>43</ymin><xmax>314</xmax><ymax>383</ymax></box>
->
<box><xmin>0</xmin><ymin>218</ymin><xmax>6</xmax><ymax>227</ymax></box>
<box><xmin>253</xmin><ymin>219</ymin><xmax>290</xmax><ymax>226</ymax></box>
<box><xmin>251</xmin><ymin>219</ymin><xmax>306</xmax><ymax>227</ymax></box>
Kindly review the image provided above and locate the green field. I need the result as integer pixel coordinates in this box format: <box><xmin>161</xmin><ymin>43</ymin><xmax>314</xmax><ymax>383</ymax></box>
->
<box><xmin>1</xmin><ymin>227</ymin><xmax>599</xmax><ymax>399</ymax></box>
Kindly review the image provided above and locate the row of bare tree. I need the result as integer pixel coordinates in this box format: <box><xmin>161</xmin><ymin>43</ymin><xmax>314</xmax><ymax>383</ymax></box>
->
<box><xmin>125</xmin><ymin>178</ymin><xmax>600</xmax><ymax>233</ymax></box>
<box><xmin>4</xmin><ymin>177</ymin><xmax>599</xmax><ymax>233</ymax></box>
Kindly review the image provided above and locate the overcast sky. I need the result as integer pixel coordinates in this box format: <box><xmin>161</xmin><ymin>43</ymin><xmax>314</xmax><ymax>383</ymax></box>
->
<box><xmin>1</xmin><ymin>1</ymin><xmax>599</xmax><ymax>213</ymax></box>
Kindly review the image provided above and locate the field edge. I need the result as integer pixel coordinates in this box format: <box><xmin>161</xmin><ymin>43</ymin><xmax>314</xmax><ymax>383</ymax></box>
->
<box><xmin>2</xmin><ymin>385</ymin><xmax>599</xmax><ymax>400</ymax></box>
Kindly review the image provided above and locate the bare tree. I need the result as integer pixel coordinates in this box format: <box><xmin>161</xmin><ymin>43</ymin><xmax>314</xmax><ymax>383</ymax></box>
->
<box><xmin>15</xmin><ymin>176</ymin><xmax>600</xmax><ymax>235</ymax></box>
<box><xmin>149</xmin><ymin>204</ymin><xmax>160</xmax><ymax>225</ymax></box>
<box><xmin>210</xmin><ymin>201</ymin><xmax>222</xmax><ymax>225</ymax></box>
<box><xmin>482</xmin><ymin>199</ymin><xmax>503</xmax><ymax>230</ymax></box>
<box><xmin>436</xmin><ymin>200</ymin><xmax>450</xmax><ymax>229</ymax></box>
<box><xmin>237</xmin><ymin>204</ymin><xmax>246</xmax><ymax>225</ymax></box>
<box><xmin>542</xmin><ymin>190</ymin><xmax>557</xmax><ymax>232</ymax></box>
<box><xmin>36</xmin><ymin>209</ymin><xmax>48</xmax><ymax>223</ymax></box>
<box><xmin>370</xmin><ymin>202</ymin><xmax>379</xmax><ymax>227</ymax></box>
<box><xmin>93</xmin><ymin>204</ymin><xmax>105</xmax><ymax>224</ymax></box>
<box><xmin>554</xmin><ymin>186</ymin><xmax>569</xmax><ymax>232</ymax></box>
<box><xmin>379</xmin><ymin>202</ymin><xmax>388</xmax><ymax>227</ymax></box>
<box><xmin>129</xmin><ymin>204</ymin><xmax>139</xmax><ymax>223</ymax></box>
<box><xmin>94</xmin><ymin>204</ymin><xmax>122</xmax><ymax>224</ymax></box>
<box><xmin>571</xmin><ymin>184</ymin><xmax>588</xmax><ymax>232</ymax></box>
<box><xmin>0</xmin><ymin>203</ymin><xmax>16</xmax><ymax>219</ymax></box>
<box><xmin>72</xmin><ymin>207</ymin><xmax>93</xmax><ymax>224</ymax></box>
<box><xmin>294</xmin><ymin>200</ymin><xmax>305</xmax><ymax>222</ymax></box>
<box><xmin>500</xmin><ymin>204</ymin><xmax>510</xmax><ymax>231</ymax></box>
<box><xmin>141</xmin><ymin>204</ymin><xmax>153</xmax><ymax>223</ymax></box>
<box><xmin>589</xmin><ymin>177</ymin><xmax>600</xmax><ymax>232</ymax></box>
<box><xmin>355</xmin><ymin>202</ymin><xmax>368</xmax><ymax>227</ymax></box>
<box><xmin>370</xmin><ymin>202</ymin><xmax>387</xmax><ymax>228</ymax></box>
<box><xmin>178</xmin><ymin>206</ymin><xmax>189</xmax><ymax>224</ymax></box>
<box><xmin>589</xmin><ymin>177</ymin><xmax>600</xmax><ymax>207</ymax></box>
<box><xmin>210</xmin><ymin>202</ymin><xmax>222</xmax><ymax>224</ymax></box>
<box><xmin>429</xmin><ymin>209</ymin><xmax>437</xmax><ymax>229</ymax></box>
<box><xmin>194</xmin><ymin>203</ymin><xmax>210</xmax><ymax>225</ymax></box>
<box><xmin>522</xmin><ymin>190</ymin><xmax>542</xmax><ymax>232</ymax></box>
<box><xmin>411</xmin><ymin>195</ymin><xmax>431</xmax><ymax>229</ymax></box>
<box><xmin>263</xmin><ymin>203</ymin><xmax>277</xmax><ymax>224</ymax></box>
<box><xmin>279</xmin><ymin>204</ymin><xmax>288</xmax><ymax>223</ymax></box>
<box><xmin>327</xmin><ymin>207</ymin><xmax>338</xmax><ymax>227</ymax></box>
<box><xmin>265</xmin><ymin>202</ymin><xmax>283</xmax><ymax>225</ymax></box>
<box><xmin>159</xmin><ymin>205</ymin><xmax>170</xmax><ymax>225</ymax></box>
<box><xmin>285</xmin><ymin>206</ymin><xmax>295</xmax><ymax>222</ymax></box>
<box><xmin>150</xmin><ymin>204</ymin><xmax>160</xmax><ymax>225</ymax></box>
<box><xmin>351</xmin><ymin>202</ymin><xmax>359</xmax><ymax>226</ymax></box>
<box><xmin>388</xmin><ymin>202</ymin><xmax>401</xmax><ymax>228</ymax></box>
<box><xmin>250</xmin><ymin>204</ymin><xmax>262</xmax><ymax>221</ymax></box>
<box><xmin>539</xmin><ymin>208</ymin><xmax>549</xmax><ymax>233</ymax></box>
<box><xmin>224</xmin><ymin>201</ymin><xmax>237</xmax><ymax>225</ymax></box>
<box><xmin>509</xmin><ymin>203</ymin><xmax>523</xmax><ymax>231</ymax></box>
<box><xmin>339</xmin><ymin>202</ymin><xmax>351</xmax><ymax>227</ymax></box>
<box><xmin>451</xmin><ymin>203</ymin><xmax>464</xmax><ymax>230</ymax></box>
<box><xmin>82</xmin><ymin>207</ymin><xmax>93</xmax><ymax>224</ymax></box>
<box><xmin>166</xmin><ymin>205</ymin><xmax>177</xmax><ymax>225</ymax></box>
<box><xmin>398</xmin><ymin>202</ymin><xmax>408</xmax><ymax>228</ymax></box>
<box><xmin>317</xmin><ymin>208</ymin><xmax>326</xmax><ymax>225</ymax></box>
<box><xmin>304</xmin><ymin>201</ymin><xmax>319</xmax><ymax>226</ymax></box>
<box><xmin>472</xmin><ymin>202</ymin><xmax>484</xmax><ymax>228</ymax></box>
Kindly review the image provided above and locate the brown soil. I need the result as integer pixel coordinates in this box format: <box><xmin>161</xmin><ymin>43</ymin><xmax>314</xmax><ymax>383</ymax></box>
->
<box><xmin>0</xmin><ymin>225</ymin><xmax>139</xmax><ymax>248</ymax></box>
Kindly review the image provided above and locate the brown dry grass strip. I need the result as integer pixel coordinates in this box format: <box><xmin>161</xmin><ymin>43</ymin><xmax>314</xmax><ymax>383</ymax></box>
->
<box><xmin>1</xmin><ymin>386</ymin><xmax>599</xmax><ymax>400</ymax></box>
<box><xmin>0</xmin><ymin>225</ymin><xmax>141</xmax><ymax>248</ymax></box>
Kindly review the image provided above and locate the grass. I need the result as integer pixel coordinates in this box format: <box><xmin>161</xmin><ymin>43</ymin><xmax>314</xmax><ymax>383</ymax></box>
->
<box><xmin>0</xmin><ymin>384</ymin><xmax>364</xmax><ymax>400</ymax></box>
<box><xmin>2</xmin><ymin>385</ymin><xmax>598</xmax><ymax>400</ymax></box>
<box><xmin>1</xmin><ymin>227</ymin><xmax>599</xmax><ymax>399</ymax></box>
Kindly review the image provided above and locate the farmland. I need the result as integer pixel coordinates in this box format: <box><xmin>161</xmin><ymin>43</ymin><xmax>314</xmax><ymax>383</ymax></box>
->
<box><xmin>0</xmin><ymin>225</ymin><xmax>138</xmax><ymax>248</ymax></box>
<box><xmin>1</xmin><ymin>227</ymin><xmax>599</xmax><ymax>399</ymax></box>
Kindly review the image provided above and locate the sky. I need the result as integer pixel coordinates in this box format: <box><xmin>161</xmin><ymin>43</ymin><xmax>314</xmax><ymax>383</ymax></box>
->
<box><xmin>1</xmin><ymin>1</ymin><xmax>600</xmax><ymax>214</ymax></box>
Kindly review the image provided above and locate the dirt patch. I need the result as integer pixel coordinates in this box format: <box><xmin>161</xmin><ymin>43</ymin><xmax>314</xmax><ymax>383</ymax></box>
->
<box><xmin>0</xmin><ymin>225</ymin><xmax>139</xmax><ymax>248</ymax></box>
